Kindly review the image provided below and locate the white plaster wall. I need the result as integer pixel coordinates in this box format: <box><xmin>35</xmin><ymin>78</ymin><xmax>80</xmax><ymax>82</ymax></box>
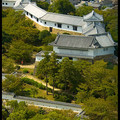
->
<box><xmin>55</xmin><ymin>47</ymin><xmax>89</xmax><ymax>56</ymax></box>
<box><xmin>2</xmin><ymin>1</ymin><xmax>15</xmax><ymax>7</ymax></box>
<box><xmin>25</xmin><ymin>12</ymin><xmax>82</xmax><ymax>33</ymax></box>
<box><xmin>53</xmin><ymin>47</ymin><xmax>60</xmax><ymax>53</ymax></box>
<box><xmin>36</xmin><ymin>56</ymin><xmax>44</xmax><ymax>61</ymax></box>
<box><xmin>93</xmin><ymin>47</ymin><xmax>115</xmax><ymax>56</ymax></box>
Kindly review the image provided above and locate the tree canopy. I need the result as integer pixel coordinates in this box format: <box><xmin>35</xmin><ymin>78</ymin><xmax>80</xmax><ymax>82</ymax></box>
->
<box><xmin>7</xmin><ymin>40</ymin><xmax>33</xmax><ymax>64</ymax></box>
<box><xmin>48</xmin><ymin>0</ymin><xmax>75</xmax><ymax>14</ymax></box>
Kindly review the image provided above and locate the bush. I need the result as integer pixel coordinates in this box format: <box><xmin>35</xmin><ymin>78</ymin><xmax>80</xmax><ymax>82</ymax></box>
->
<box><xmin>30</xmin><ymin>72</ymin><xmax>33</xmax><ymax>75</ymax></box>
<box><xmin>21</xmin><ymin>77</ymin><xmax>46</xmax><ymax>90</ymax></box>
<box><xmin>16</xmin><ymin>65</ymin><xmax>20</xmax><ymax>70</ymax></box>
<box><xmin>33</xmin><ymin>46</ymin><xmax>42</xmax><ymax>52</ymax></box>
<box><xmin>23</xmin><ymin>69</ymin><xmax>29</xmax><ymax>73</ymax></box>
<box><xmin>54</xmin><ymin>92</ymin><xmax>74</xmax><ymax>103</ymax></box>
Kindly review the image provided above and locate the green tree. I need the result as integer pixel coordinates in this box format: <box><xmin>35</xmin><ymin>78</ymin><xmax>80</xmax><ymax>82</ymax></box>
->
<box><xmin>48</xmin><ymin>0</ymin><xmax>75</xmax><ymax>14</ymax></box>
<box><xmin>83</xmin><ymin>97</ymin><xmax>118</xmax><ymax>120</ymax></box>
<box><xmin>2</xmin><ymin>75</ymin><xmax>24</xmax><ymax>94</ymax></box>
<box><xmin>42</xmin><ymin>34</ymin><xmax>56</xmax><ymax>45</ymax></box>
<box><xmin>2</xmin><ymin>55</ymin><xmax>15</xmax><ymax>73</ymax></box>
<box><xmin>36</xmin><ymin>52</ymin><xmax>50</xmax><ymax>95</ymax></box>
<box><xmin>7</xmin><ymin>40</ymin><xmax>33</xmax><ymax>64</ymax></box>
<box><xmin>48</xmin><ymin>51</ymin><xmax>58</xmax><ymax>97</ymax></box>
<box><xmin>2</xmin><ymin>30</ymin><xmax>12</xmax><ymax>44</ymax></box>
<box><xmin>57</xmin><ymin>57</ymin><xmax>79</xmax><ymax>92</ymax></box>
<box><xmin>7</xmin><ymin>100</ymin><xmax>19</xmax><ymax>112</ymax></box>
<box><xmin>14</xmin><ymin>26</ymin><xmax>40</xmax><ymax>45</ymax></box>
<box><xmin>36</xmin><ymin>1</ymin><xmax>49</xmax><ymax>10</ymax></box>
<box><xmin>76</xmin><ymin>60</ymin><xmax>118</xmax><ymax>102</ymax></box>
<box><xmin>31</xmin><ymin>88</ymin><xmax>38</xmax><ymax>97</ymax></box>
<box><xmin>75</xmin><ymin>6</ymin><xmax>93</xmax><ymax>17</ymax></box>
<box><xmin>6</xmin><ymin>110</ymin><xmax>27</xmax><ymax>120</ymax></box>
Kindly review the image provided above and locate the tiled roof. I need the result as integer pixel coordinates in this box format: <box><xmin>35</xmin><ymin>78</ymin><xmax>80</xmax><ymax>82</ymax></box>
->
<box><xmin>36</xmin><ymin>51</ymin><xmax>53</xmax><ymax>56</ymax></box>
<box><xmin>83</xmin><ymin>22</ymin><xmax>105</xmax><ymax>35</ymax></box>
<box><xmin>41</xmin><ymin>12</ymin><xmax>86</xmax><ymax>26</ymax></box>
<box><xmin>23</xmin><ymin>3</ymin><xmax>47</xmax><ymax>18</ymax></box>
<box><xmin>49</xmin><ymin>34</ymin><xmax>95</xmax><ymax>49</ymax></box>
<box><xmin>89</xmin><ymin>32</ymin><xmax>116</xmax><ymax>47</ymax></box>
<box><xmin>83</xmin><ymin>10</ymin><xmax>103</xmax><ymax>22</ymax></box>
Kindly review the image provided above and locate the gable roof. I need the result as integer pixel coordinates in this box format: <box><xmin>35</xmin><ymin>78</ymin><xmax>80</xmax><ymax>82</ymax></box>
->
<box><xmin>41</xmin><ymin>12</ymin><xmax>86</xmax><ymax>26</ymax></box>
<box><xmin>83</xmin><ymin>10</ymin><xmax>103</xmax><ymax>22</ymax></box>
<box><xmin>49</xmin><ymin>34</ymin><xmax>95</xmax><ymax>49</ymax></box>
<box><xmin>89</xmin><ymin>32</ymin><xmax>117</xmax><ymax>47</ymax></box>
<box><xmin>23</xmin><ymin>3</ymin><xmax>47</xmax><ymax>18</ymax></box>
<box><xmin>83</xmin><ymin>22</ymin><xmax>105</xmax><ymax>35</ymax></box>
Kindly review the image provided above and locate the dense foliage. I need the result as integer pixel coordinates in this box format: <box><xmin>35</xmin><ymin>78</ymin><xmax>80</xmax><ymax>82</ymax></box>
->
<box><xmin>36</xmin><ymin>54</ymin><xmax>118</xmax><ymax>119</ymax></box>
<box><xmin>48</xmin><ymin>0</ymin><xmax>75</xmax><ymax>14</ymax></box>
<box><xmin>36</xmin><ymin>1</ymin><xmax>49</xmax><ymax>10</ymax></box>
<box><xmin>2</xmin><ymin>101</ymin><xmax>77</xmax><ymax>120</ymax></box>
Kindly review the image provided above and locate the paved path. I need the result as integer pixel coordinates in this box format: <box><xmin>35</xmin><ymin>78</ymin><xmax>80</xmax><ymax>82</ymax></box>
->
<box><xmin>19</xmin><ymin>64</ymin><xmax>35</xmax><ymax>69</ymax></box>
<box><xmin>2</xmin><ymin>92</ymin><xmax>82</xmax><ymax>113</ymax></box>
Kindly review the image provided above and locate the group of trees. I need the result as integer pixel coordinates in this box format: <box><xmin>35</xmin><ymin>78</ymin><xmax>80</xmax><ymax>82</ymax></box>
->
<box><xmin>2</xmin><ymin>100</ymin><xmax>78</xmax><ymax>120</ymax></box>
<box><xmin>36</xmin><ymin>52</ymin><xmax>118</xmax><ymax>119</ymax></box>
<box><xmin>2</xmin><ymin>8</ymin><xmax>56</xmax><ymax>64</ymax></box>
<box><xmin>36</xmin><ymin>52</ymin><xmax>83</xmax><ymax>96</ymax></box>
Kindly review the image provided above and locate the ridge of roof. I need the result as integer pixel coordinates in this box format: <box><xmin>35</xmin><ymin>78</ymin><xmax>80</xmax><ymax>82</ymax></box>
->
<box><xmin>44</xmin><ymin>12</ymin><xmax>83</xmax><ymax>19</ymax></box>
<box><xmin>25</xmin><ymin>3</ymin><xmax>47</xmax><ymax>13</ymax></box>
<box><xmin>83</xmin><ymin>10</ymin><xmax>103</xmax><ymax>21</ymax></box>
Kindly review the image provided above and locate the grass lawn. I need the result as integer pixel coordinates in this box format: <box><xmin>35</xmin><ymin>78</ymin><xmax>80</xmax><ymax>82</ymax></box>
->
<box><xmin>23</xmin><ymin>84</ymin><xmax>54</xmax><ymax>101</ymax></box>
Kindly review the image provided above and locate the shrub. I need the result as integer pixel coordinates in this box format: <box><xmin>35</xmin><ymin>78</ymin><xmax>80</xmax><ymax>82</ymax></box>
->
<box><xmin>21</xmin><ymin>77</ymin><xmax>46</xmax><ymax>90</ymax></box>
<box><xmin>23</xmin><ymin>69</ymin><xmax>29</xmax><ymax>73</ymax></box>
<box><xmin>16</xmin><ymin>65</ymin><xmax>20</xmax><ymax>70</ymax></box>
<box><xmin>54</xmin><ymin>92</ymin><xmax>74</xmax><ymax>103</ymax></box>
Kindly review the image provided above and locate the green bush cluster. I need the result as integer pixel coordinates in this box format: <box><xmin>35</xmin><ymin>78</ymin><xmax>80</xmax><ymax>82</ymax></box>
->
<box><xmin>21</xmin><ymin>77</ymin><xmax>46</xmax><ymax>90</ymax></box>
<box><xmin>54</xmin><ymin>92</ymin><xmax>74</xmax><ymax>103</ymax></box>
<box><xmin>23</xmin><ymin>69</ymin><xmax>29</xmax><ymax>73</ymax></box>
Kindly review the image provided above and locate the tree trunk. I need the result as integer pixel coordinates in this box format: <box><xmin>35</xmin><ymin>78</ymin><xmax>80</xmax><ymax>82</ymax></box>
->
<box><xmin>53</xmin><ymin>79</ymin><xmax>54</xmax><ymax>97</ymax></box>
<box><xmin>46</xmin><ymin>76</ymin><xmax>48</xmax><ymax>95</ymax></box>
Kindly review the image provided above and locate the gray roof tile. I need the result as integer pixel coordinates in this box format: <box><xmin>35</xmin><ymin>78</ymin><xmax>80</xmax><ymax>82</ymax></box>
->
<box><xmin>23</xmin><ymin>3</ymin><xmax>47</xmax><ymax>18</ymax></box>
<box><xmin>49</xmin><ymin>34</ymin><xmax>95</xmax><ymax>49</ymax></box>
<box><xmin>89</xmin><ymin>32</ymin><xmax>116</xmax><ymax>47</ymax></box>
<box><xmin>83</xmin><ymin>10</ymin><xmax>103</xmax><ymax>21</ymax></box>
<box><xmin>41</xmin><ymin>12</ymin><xmax>86</xmax><ymax>26</ymax></box>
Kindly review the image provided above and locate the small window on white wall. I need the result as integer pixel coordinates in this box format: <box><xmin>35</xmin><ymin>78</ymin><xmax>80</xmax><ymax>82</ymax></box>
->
<box><xmin>6</xmin><ymin>3</ymin><xmax>8</xmax><ymax>5</ymax></box>
<box><xmin>103</xmin><ymin>48</ymin><xmax>108</xmax><ymax>51</ymax></box>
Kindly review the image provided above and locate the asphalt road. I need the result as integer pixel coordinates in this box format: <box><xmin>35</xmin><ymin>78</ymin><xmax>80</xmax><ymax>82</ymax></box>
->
<box><xmin>2</xmin><ymin>93</ymin><xmax>83</xmax><ymax>113</ymax></box>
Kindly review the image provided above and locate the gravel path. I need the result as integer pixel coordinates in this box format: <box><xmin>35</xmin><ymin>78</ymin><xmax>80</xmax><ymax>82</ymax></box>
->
<box><xmin>25</xmin><ymin>74</ymin><xmax>60</xmax><ymax>91</ymax></box>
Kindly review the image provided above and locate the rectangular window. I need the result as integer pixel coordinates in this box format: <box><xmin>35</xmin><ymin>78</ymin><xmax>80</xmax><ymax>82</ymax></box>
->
<box><xmin>45</xmin><ymin>22</ymin><xmax>46</xmax><ymax>24</ymax></box>
<box><xmin>6</xmin><ymin>3</ymin><xmax>8</xmax><ymax>5</ymax></box>
<box><xmin>67</xmin><ymin>26</ymin><xmax>69</xmax><ymax>28</ymax></box>
<box><xmin>103</xmin><ymin>48</ymin><xmax>108</xmax><ymax>51</ymax></box>
<box><xmin>36</xmin><ymin>18</ymin><xmax>39</xmax><ymax>22</ymax></box>
<box><xmin>2</xmin><ymin>3</ymin><xmax>4</xmax><ymax>5</ymax></box>
<box><xmin>73</xmin><ymin>26</ymin><xmax>77</xmax><ymax>31</ymax></box>
<box><xmin>57</xmin><ymin>23</ymin><xmax>62</xmax><ymax>28</ymax></box>
<box><xmin>69</xmin><ymin>57</ymin><xmax>73</xmax><ymax>60</ymax></box>
<box><xmin>57</xmin><ymin>56</ymin><xmax>62</xmax><ymax>59</ymax></box>
<box><xmin>55</xmin><ymin>23</ymin><xmax>56</xmax><ymax>26</ymax></box>
<box><xmin>31</xmin><ymin>14</ymin><xmax>33</xmax><ymax>18</ymax></box>
<box><xmin>49</xmin><ymin>27</ymin><xmax>52</xmax><ymax>32</ymax></box>
<box><xmin>26</xmin><ymin>12</ymin><xmax>28</xmax><ymax>15</ymax></box>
